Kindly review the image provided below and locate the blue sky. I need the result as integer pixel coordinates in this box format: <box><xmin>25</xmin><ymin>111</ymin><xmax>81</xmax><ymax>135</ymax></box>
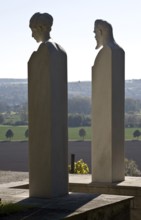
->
<box><xmin>0</xmin><ymin>0</ymin><xmax>141</xmax><ymax>81</ymax></box>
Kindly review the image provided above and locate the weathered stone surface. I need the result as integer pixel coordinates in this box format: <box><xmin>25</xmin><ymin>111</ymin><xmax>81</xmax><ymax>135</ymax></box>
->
<box><xmin>0</xmin><ymin>185</ymin><xmax>132</xmax><ymax>220</ymax></box>
<box><xmin>69</xmin><ymin>175</ymin><xmax>141</xmax><ymax>220</ymax></box>
<box><xmin>28</xmin><ymin>12</ymin><xmax>68</xmax><ymax>198</ymax></box>
<box><xmin>92</xmin><ymin>19</ymin><xmax>125</xmax><ymax>182</ymax></box>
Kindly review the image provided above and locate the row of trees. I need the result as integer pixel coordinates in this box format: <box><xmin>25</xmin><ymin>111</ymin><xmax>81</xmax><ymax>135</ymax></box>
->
<box><xmin>68</xmin><ymin>114</ymin><xmax>91</xmax><ymax>127</ymax></box>
<box><xmin>0</xmin><ymin>103</ymin><xmax>28</xmax><ymax>126</ymax></box>
<box><xmin>125</xmin><ymin>113</ymin><xmax>141</xmax><ymax>128</ymax></box>
<box><xmin>0</xmin><ymin>112</ymin><xmax>91</xmax><ymax>128</ymax></box>
<box><xmin>3</xmin><ymin>127</ymin><xmax>141</xmax><ymax>141</ymax></box>
<box><xmin>3</xmin><ymin>128</ymin><xmax>86</xmax><ymax>141</ymax></box>
<box><xmin>68</xmin><ymin>112</ymin><xmax>141</xmax><ymax>128</ymax></box>
<box><xmin>69</xmin><ymin>97</ymin><xmax>141</xmax><ymax>114</ymax></box>
<box><xmin>4</xmin><ymin>129</ymin><xmax>28</xmax><ymax>140</ymax></box>
<box><xmin>125</xmin><ymin>98</ymin><xmax>141</xmax><ymax>113</ymax></box>
<box><xmin>1</xmin><ymin>112</ymin><xmax>141</xmax><ymax>129</ymax></box>
<box><xmin>1</xmin><ymin>97</ymin><xmax>141</xmax><ymax>128</ymax></box>
<box><xmin>1</xmin><ymin>96</ymin><xmax>141</xmax><ymax>114</ymax></box>
<box><xmin>68</xmin><ymin>97</ymin><xmax>91</xmax><ymax>114</ymax></box>
<box><xmin>1</xmin><ymin>112</ymin><xmax>141</xmax><ymax>128</ymax></box>
<box><xmin>79</xmin><ymin>128</ymin><xmax>141</xmax><ymax>141</ymax></box>
<box><xmin>133</xmin><ymin>129</ymin><xmax>141</xmax><ymax>139</ymax></box>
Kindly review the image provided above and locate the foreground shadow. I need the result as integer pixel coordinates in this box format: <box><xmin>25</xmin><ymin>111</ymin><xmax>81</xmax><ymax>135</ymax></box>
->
<box><xmin>15</xmin><ymin>193</ymin><xmax>99</xmax><ymax>219</ymax></box>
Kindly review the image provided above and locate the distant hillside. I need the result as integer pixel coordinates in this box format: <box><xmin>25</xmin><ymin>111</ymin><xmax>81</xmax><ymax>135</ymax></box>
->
<box><xmin>69</xmin><ymin>80</ymin><xmax>141</xmax><ymax>99</ymax></box>
<box><xmin>125</xmin><ymin>79</ymin><xmax>141</xmax><ymax>100</ymax></box>
<box><xmin>0</xmin><ymin>79</ymin><xmax>141</xmax><ymax>107</ymax></box>
<box><xmin>0</xmin><ymin>79</ymin><xmax>27</xmax><ymax>106</ymax></box>
<box><xmin>68</xmin><ymin>81</ymin><xmax>91</xmax><ymax>97</ymax></box>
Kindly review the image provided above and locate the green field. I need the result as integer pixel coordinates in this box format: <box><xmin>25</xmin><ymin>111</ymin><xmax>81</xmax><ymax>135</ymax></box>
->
<box><xmin>0</xmin><ymin>125</ymin><xmax>140</xmax><ymax>141</ymax></box>
<box><xmin>0</xmin><ymin>125</ymin><xmax>28</xmax><ymax>141</ymax></box>
<box><xmin>69</xmin><ymin>127</ymin><xmax>141</xmax><ymax>141</ymax></box>
<box><xmin>68</xmin><ymin>127</ymin><xmax>91</xmax><ymax>140</ymax></box>
<box><xmin>125</xmin><ymin>127</ymin><xmax>141</xmax><ymax>140</ymax></box>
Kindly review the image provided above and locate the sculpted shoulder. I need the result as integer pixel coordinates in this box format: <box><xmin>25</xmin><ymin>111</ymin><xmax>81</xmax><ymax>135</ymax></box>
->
<box><xmin>45</xmin><ymin>39</ymin><xmax>67</xmax><ymax>56</ymax></box>
<box><xmin>28</xmin><ymin>43</ymin><xmax>49</xmax><ymax>65</ymax></box>
<box><xmin>37</xmin><ymin>42</ymin><xmax>49</xmax><ymax>55</ymax></box>
<box><xmin>97</xmin><ymin>42</ymin><xmax>124</xmax><ymax>57</ymax></box>
<box><xmin>106</xmin><ymin>42</ymin><xmax>124</xmax><ymax>52</ymax></box>
<box><xmin>93</xmin><ymin>42</ymin><xmax>124</xmax><ymax>70</ymax></box>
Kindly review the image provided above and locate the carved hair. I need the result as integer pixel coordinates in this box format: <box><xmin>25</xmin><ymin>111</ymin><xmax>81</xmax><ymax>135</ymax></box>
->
<box><xmin>95</xmin><ymin>19</ymin><xmax>113</xmax><ymax>37</ymax></box>
<box><xmin>29</xmin><ymin>12</ymin><xmax>53</xmax><ymax>31</ymax></box>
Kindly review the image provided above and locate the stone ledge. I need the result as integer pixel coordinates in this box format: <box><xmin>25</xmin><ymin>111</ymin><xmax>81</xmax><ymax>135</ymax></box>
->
<box><xmin>19</xmin><ymin>193</ymin><xmax>132</xmax><ymax>220</ymax></box>
<box><xmin>69</xmin><ymin>175</ymin><xmax>141</xmax><ymax>220</ymax></box>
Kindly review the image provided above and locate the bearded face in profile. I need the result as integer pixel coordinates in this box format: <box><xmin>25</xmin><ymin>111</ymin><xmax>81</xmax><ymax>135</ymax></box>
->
<box><xmin>94</xmin><ymin>27</ymin><xmax>103</xmax><ymax>49</ymax></box>
<box><xmin>94</xmin><ymin>20</ymin><xmax>115</xmax><ymax>50</ymax></box>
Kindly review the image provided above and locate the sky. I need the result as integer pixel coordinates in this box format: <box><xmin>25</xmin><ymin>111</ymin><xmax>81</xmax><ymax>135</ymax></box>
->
<box><xmin>0</xmin><ymin>0</ymin><xmax>141</xmax><ymax>82</ymax></box>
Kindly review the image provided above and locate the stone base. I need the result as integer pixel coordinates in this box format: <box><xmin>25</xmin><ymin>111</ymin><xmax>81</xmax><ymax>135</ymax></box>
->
<box><xmin>69</xmin><ymin>175</ymin><xmax>141</xmax><ymax>220</ymax></box>
<box><xmin>0</xmin><ymin>181</ymin><xmax>132</xmax><ymax>219</ymax></box>
<box><xmin>18</xmin><ymin>193</ymin><xmax>132</xmax><ymax>220</ymax></box>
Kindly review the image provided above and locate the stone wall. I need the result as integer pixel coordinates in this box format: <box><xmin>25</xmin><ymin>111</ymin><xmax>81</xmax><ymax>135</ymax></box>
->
<box><xmin>69</xmin><ymin>175</ymin><xmax>141</xmax><ymax>220</ymax></box>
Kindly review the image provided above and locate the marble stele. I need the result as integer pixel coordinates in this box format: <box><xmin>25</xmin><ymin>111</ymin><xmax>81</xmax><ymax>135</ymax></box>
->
<box><xmin>28</xmin><ymin>12</ymin><xmax>68</xmax><ymax>197</ymax></box>
<box><xmin>92</xmin><ymin>19</ymin><xmax>125</xmax><ymax>183</ymax></box>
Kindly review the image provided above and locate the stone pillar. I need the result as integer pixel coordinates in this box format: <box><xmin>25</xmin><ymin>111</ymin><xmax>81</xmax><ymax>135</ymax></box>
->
<box><xmin>28</xmin><ymin>41</ymin><xmax>68</xmax><ymax>197</ymax></box>
<box><xmin>92</xmin><ymin>46</ymin><xmax>125</xmax><ymax>182</ymax></box>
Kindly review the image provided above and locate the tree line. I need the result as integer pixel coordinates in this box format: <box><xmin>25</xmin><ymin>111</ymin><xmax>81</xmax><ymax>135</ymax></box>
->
<box><xmin>68</xmin><ymin>97</ymin><xmax>141</xmax><ymax>128</ymax></box>
<box><xmin>0</xmin><ymin>97</ymin><xmax>141</xmax><ymax>128</ymax></box>
<box><xmin>3</xmin><ymin>128</ymin><xmax>29</xmax><ymax>140</ymax></box>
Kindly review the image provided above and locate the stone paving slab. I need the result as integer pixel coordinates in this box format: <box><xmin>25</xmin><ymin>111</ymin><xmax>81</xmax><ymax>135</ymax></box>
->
<box><xmin>0</xmin><ymin>191</ymin><xmax>133</xmax><ymax>220</ymax></box>
<box><xmin>0</xmin><ymin>175</ymin><xmax>134</xmax><ymax>219</ymax></box>
<box><xmin>0</xmin><ymin>175</ymin><xmax>140</xmax><ymax>204</ymax></box>
<box><xmin>69</xmin><ymin>175</ymin><xmax>141</xmax><ymax>220</ymax></box>
<box><xmin>69</xmin><ymin>174</ymin><xmax>141</xmax><ymax>187</ymax></box>
<box><xmin>18</xmin><ymin>193</ymin><xmax>132</xmax><ymax>220</ymax></box>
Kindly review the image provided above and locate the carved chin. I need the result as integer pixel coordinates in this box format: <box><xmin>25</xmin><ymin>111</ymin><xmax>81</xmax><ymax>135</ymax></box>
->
<box><xmin>95</xmin><ymin>45</ymin><xmax>99</xmax><ymax>49</ymax></box>
<box><xmin>95</xmin><ymin>44</ymin><xmax>100</xmax><ymax>49</ymax></box>
<box><xmin>95</xmin><ymin>41</ymin><xmax>102</xmax><ymax>50</ymax></box>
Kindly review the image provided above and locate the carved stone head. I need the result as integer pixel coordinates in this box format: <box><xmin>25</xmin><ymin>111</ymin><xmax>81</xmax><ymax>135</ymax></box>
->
<box><xmin>29</xmin><ymin>12</ymin><xmax>53</xmax><ymax>43</ymax></box>
<box><xmin>94</xmin><ymin>19</ymin><xmax>115</xmax><ymax>49</ymax></box>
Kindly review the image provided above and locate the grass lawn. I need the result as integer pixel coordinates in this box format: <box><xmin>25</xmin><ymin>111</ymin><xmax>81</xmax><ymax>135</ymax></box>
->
<box><xmin>125</xmin><ymin>127</ymin><xmax>141</xmax><ymax>140</ymax></box>
<box><xmin>0</xmin><ymin>202</ymin><xmax>37</xmax><ymax>218</ymax></box>
<box><xmin>0</xmin><ymin>125</ymin><xmax>28</xmax><ymax>141</ymax></box>
<box><xmin>68</xmin><ymin>127</ymin><xmax>91</xmax><ymax>140</ymax></box>
<box><xmin>0</xmin><ymin>125</ymin><xmax>140</xmax><ymax>141</ymax></box>
<box><xmin>69</xmin><ymin>127</ymin><xmax>141</xmax><ymax>141</ymax></box>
